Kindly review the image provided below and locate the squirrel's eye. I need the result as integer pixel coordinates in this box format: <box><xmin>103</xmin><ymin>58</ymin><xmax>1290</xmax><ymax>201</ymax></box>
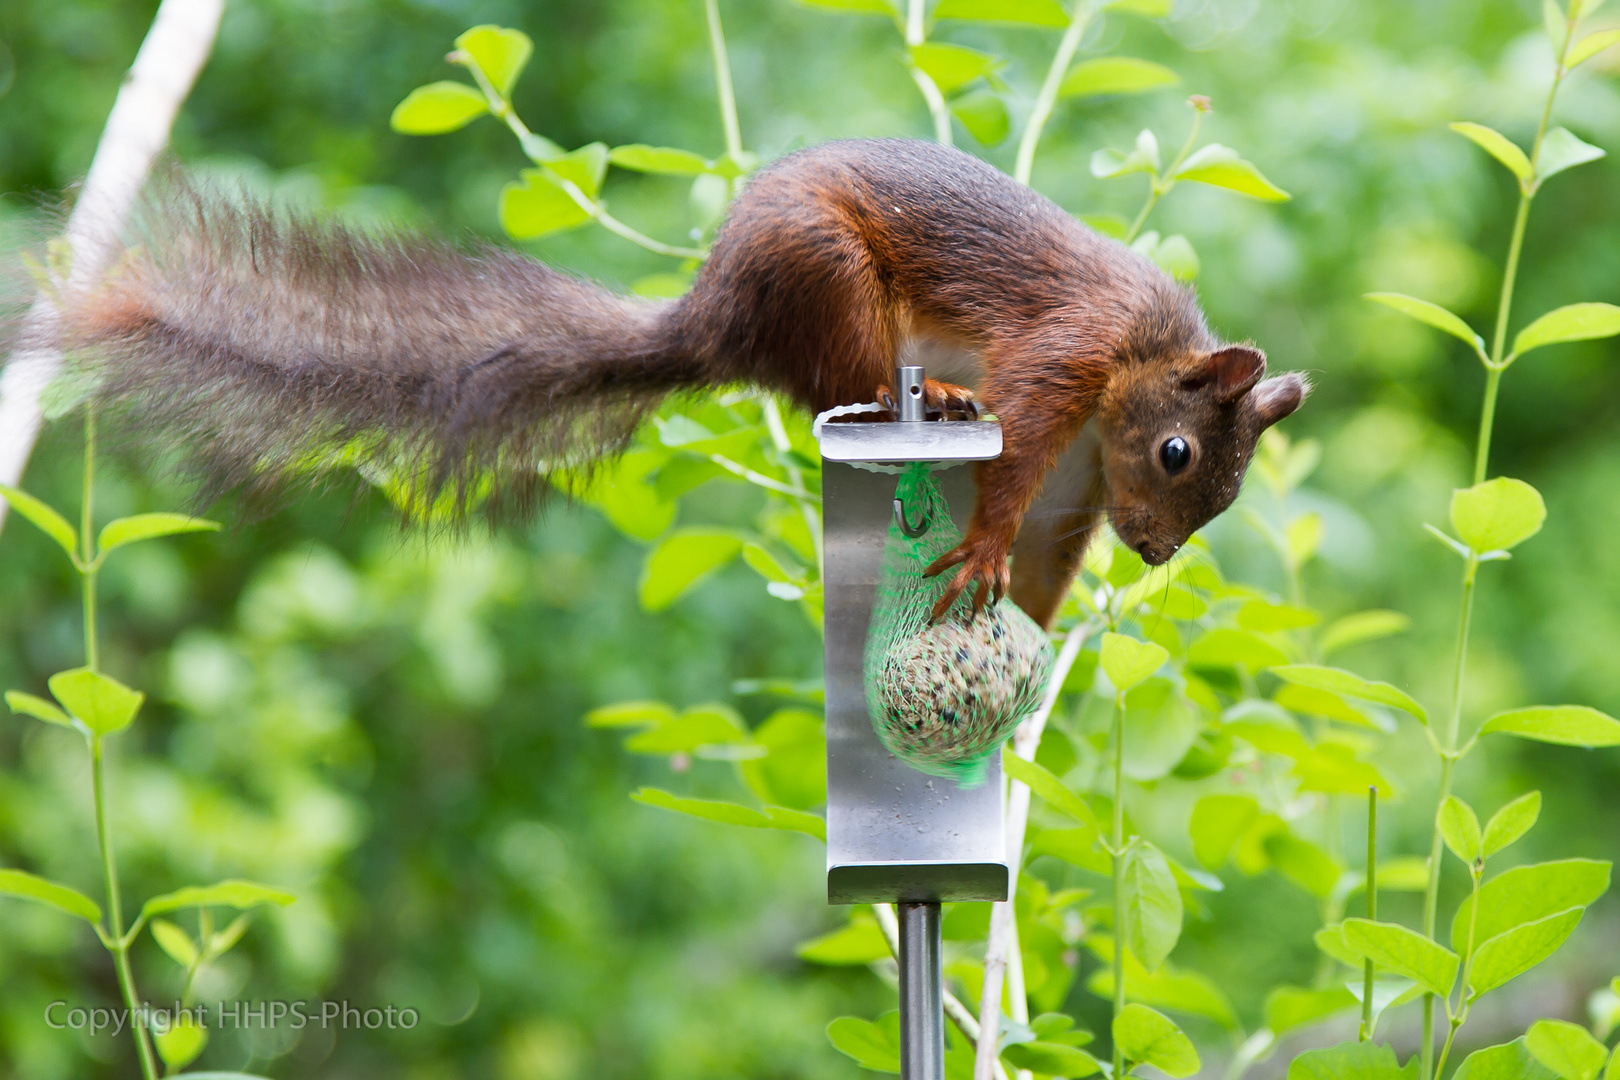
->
<box><xmin>1159</xmin><ymin>436</ymin><xmax>1191</xmax><ymax>474</ymax></box>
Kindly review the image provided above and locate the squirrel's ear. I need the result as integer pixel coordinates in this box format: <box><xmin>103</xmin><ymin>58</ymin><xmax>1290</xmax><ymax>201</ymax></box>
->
<box><xmin>1250</xmin><ymin>372</ymin><xmax>1309</xmax><ymax>428</ymax></box>
<box><xmin>1186</xmin><ymin>345</ymin><xmax>1266</xmax><ymax>401</ymax></box>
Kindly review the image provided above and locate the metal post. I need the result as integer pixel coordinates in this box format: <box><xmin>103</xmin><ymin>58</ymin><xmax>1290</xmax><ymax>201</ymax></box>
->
<box><xmin>895</xmin><ymin>365</ymin><xmax>926</xmax><ymax>422</ymax></box>
<box><xmin>898</xmin><ymin>901</ymin><xmax>944</xmax><ymax>1080</ymax></box>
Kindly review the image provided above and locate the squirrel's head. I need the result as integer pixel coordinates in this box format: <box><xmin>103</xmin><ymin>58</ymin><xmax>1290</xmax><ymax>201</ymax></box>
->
<box><xmin>1096</xmin><ymin>344</ymin><xmax>1308</xmax><ymax>565</ymax></box>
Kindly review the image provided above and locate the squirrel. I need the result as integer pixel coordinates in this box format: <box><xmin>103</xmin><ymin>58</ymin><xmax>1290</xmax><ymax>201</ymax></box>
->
<box><xmin>47</xmin><ymin>138</ymin><xmax>1306</xmax><ymax>628</ymax></box>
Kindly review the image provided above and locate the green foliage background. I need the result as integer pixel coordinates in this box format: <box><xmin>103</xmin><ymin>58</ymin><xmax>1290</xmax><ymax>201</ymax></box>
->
<box><xmin>2</xmin><ymin>0</ymin><xmax>1619</xmax><ymax>1077</ymax></box>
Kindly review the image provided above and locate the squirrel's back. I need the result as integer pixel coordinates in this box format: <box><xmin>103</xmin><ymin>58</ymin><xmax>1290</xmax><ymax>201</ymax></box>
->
<box><xmin>45</xmin><ymin>139</ymin><xmax>1203</xmax><ymax>520</ymax></box>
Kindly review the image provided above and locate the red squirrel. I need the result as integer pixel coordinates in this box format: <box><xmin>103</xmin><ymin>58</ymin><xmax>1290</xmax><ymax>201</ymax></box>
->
<box><xmin>52</xmin><ymin>138</ymin><xmax>1306</xmax><ymax>627</ymax></box>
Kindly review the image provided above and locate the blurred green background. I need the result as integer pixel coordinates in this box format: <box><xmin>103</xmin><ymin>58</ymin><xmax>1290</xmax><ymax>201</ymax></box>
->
<box><xmin>2</xmin><ymin>0</ymin><xmax>1618</xmax><ymax>1077</ymax></box>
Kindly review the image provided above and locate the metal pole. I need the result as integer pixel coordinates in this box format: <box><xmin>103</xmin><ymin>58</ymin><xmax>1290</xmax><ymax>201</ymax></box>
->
<box><xmin>896</xmin><ymin>365</ymin><xmax>926</xmax><ymax>422</ymax></box>
<box><xmin>898</xmin><ymin>901</ymin><xmax>944</xmax><ymax>1080</ymax></box>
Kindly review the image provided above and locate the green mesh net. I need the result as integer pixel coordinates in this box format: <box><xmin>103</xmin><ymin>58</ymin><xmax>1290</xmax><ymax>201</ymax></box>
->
<box><xmin>863</xmin><ymin>462</ymin><xmax>1055</xmax><ymax>788</ymax></box>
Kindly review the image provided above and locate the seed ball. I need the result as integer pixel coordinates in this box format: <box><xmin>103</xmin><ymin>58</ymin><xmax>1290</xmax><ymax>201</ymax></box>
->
<box><xmin>868</xmin><ymin>602</ymin><xmax>1054</xmax><ymax>786</ymax></box>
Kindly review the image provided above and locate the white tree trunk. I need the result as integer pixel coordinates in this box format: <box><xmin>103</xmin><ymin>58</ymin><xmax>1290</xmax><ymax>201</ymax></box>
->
<box><xmin>0</xmin><ymin>0</ymin><xmax>224</xmax><ymax>528</ymax></box>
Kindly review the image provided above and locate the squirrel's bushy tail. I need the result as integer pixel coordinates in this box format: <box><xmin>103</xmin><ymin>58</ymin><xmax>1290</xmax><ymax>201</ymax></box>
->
<box><xmin>58</xmin><ymin>181</ymin><xmax>700</xmax><ymax>521</ymax></box>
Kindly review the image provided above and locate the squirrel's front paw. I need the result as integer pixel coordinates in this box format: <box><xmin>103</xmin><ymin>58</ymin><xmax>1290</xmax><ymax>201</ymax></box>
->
<box><xmin>924</xmin><ymin>540</ymin><xmax>1010</xmax><ymax>620</ymax></box>
<box><xmin>878</xmin><ymin>379</ymin><xmax>980</xmax><ymax>420</ymax></box>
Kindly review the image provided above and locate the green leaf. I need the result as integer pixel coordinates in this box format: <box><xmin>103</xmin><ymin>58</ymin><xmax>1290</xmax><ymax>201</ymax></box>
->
<box><xmin>140</xmin><ymin>880</ymin><xmax>294</xmax><ymax>920</ymax></box>
<box><xmin>797</xmin><ymin>0</ymin><xmax>896</xmax><ymax>12</ymax></box>
<box><xmin>1122</xmin><ymin>841</ymin><xmax>1183</xmax><ymax>971</ymax></box>
<box><xmin>1527</xmin><ymin>1019</ymin><xmax>1610</xmax><ymax>1080</ymax></box>
<box><xmin>1059</xmin><ymin>57</ymin><xmax>1179</xmax><ymax>98</ymax></box>
<box><xmin>1377</xmin><ymin>856</ymin><xmax>1433</xmax><ymax>892</ymax></box>
<box><xmin>1289</xmin><ymin>1040</ymin><xmax>1418</xmax><ymax>1080</ymax></box>
<box><xmin>1454</xmin><ymin>1039</ymin><xmax>1561</xmax><ymax>1080</ymax></box>
<box><xmin>1439</xmin><ymin>795</ymin><xmax>1482</xmax><ymax>864</ymax></box>
<box><xmin>610</xmin><ymin>144</ymin><xmax>713</xmax><ymax>176</ymax></box>
<box><xmin>546</xmin><ymin>142</ymin><xmax>611</xmax><ymax>199</ymax></box>
<box><xmin>1190</xmin><ymin>794</ymin><xmax>1259</xmax><ymax>869</ymax></box>
<box><xmin>950</xmin><ymin>89</ymin><xmax>1010</xmax><ymax>147</ymax></box>
<box><xmin>1263</xmin><ymin>985</ymin><xmax>1357</xmax><ymax>1036</ymax></box>
<box><xmin>1135</xmin><ymin>232</ymin><xmax>1200</xmax><ymax>282</ymax></box>
<box><xmin>1449</xmin><ymin>122</ymin><xmax>1533</xmax><ymax>181</ymax></box>
<box><xmin>1239</xmin><ymin>601</ymin><xmax>1319</xmax><ymax>632</ymax></box>
<box><xmin>1451</xmin><ymin>858</ymin><xmax>1611</xmax><ymax>951</ymax></box>
<box><xmin>1365</xmin><ymin>293</ymin><xmax>1486</xmax><ymax>355</ymax></box>
<box><xmin>1315</xmin><ymin>924</ymin><xmax>1361</xmax><ymax>966</ymax></box>
<box><xmin>1468</xmin><ymin>907</ymin><xmax>1584</xmax><ymax>999</ymax></box>
<box><xmin>623</xmin><ymin>704</ymin><xmax>747</xmax><ymax>753</ymax></box>
<box><xmin>1481</xmin><ymin>705</ymin><xmax>1620</xmax><ymax>747</ymax></box>
<box><xmin>0</xmin><ymin>868</ymin><xmax>102</xmax><ymax>923</ymax></box>
<box><xmin>1171</xmin><ymin>144</ymin><xmax>1289</xmax><ymax>200</ymax></box>
<box><xmin>739</xmin><ymin>709</ymin><xmax>827</xmax><ymax>810</ymax></box>
<box><xmin>559</xmin><ymin>450</ymin><xmax>675</xmax><ymax>541</ymax></box>
<box><xmin>0</xmin><ymin>483</ymin><xmax>78</xmax><ymax>560</ymax></box>
<box><xmin>1340</xmin><ymin>918</ymin><xmax>1459</xmax><ymax>997</ymax></box>
<box><xmin>631</xmin><ymin>788</ymin><xmax>824</xmax><ymax>840</ymax></box>
<box><xmin>5</xmin><ymin>690</ymin><xmax>75</xmax><ymax>729</ymax></box>
<box><xmin>639</xmin><ymin>528</ymin><xmax>746</xmax><ymax>611</ymax></box>
<box><xmin>1107</xmin><ymin>0</ymin><xmax>1173</xmax><ymax>14</ymax></box>
<box><xmin>1100</xmin><ymin>632</ymin><xmax>1168</xmax><ymax>693</ymax></box>
<box><xmin>1003</xmin><ymin>1041</ymin><xmax>1101</xmax><ymax>1075</ymax></box>
<box><xmin>1086</xmin><ymin>946</ymin><xmax>1238</xmax><ymax>1029</ymax></box>
<box><xmin>1568</xmin><ymin>28</ymin><xmax>1620</xmax><ymax>66</ymax></box>
<box><xmin>827</xmin><ymin>1014</ymin><xmax>901</xmax><ymax>1072</ymax></box>
<box><xmin>455</xmin><ymin>25</ymin><xmax>533</xmax><ymax>96</ymax></box>
<box><xmin>910</xmin><ymin>43</ymin><xmax>1002</xmax><ymax>95</ymax></box>
<box><xmin>47</xmin><ymin>668</ymin><xmax>143</xmax><ymax>736</ymax></box>
<box><xmin>1319</xmin><ymin>610</ymin><xmax>1411</xmax><ymax>657</ymax></box>
<box><xmin>1091</xmin><ymin>131</ymin><xmax>1161</xmax><ymax>181</ymax></box>
<box><xmin>1112</xmin><ymin>1004</ymin><xmax>1199</xmax><ymax>1078</ymax></box>
<box><xmin>933</xmin><ymin>0</ymin><xmax>1070</xmax><ymax>26</ymax></box>
<box><xmin>98</xmin><ymin>513</ymin><xmax>219</xmax><ymax>556</ymax></box>
<box><xmin>1547</xmin><ymin>0</ymin><xmax>1571</xmax><ymax>52</ymax></box>
<box><xmin>151</xmin><ymin>918</ymin><xmax>199</xmax><ymax>967</ymax></box>
<box><xmin>1187</xmin><ymin>629</ymin><xmax>1288</xmax><ymax>673</ymax></box>
<box><xmin>155</xmin><ymin>1015</ymin><xmax>208</xmax><ymax>1072</ymax></box>
<box><xmin>500</xmin><ymin>170</ymin><xmax>593</xmax><ymax>240</ymax></box>
<box><xmin>585</xmin><ymin>700</ymin><xmax>678</xmax><ymax>728</ymax></box>
<box><xmin>1481</xmin><ymin>791</ymin><xmax>1541</xmax><ymax>857</ymax></box>
<box><xmin>390</xmin><ymin>82</ymin><xmax>488</xmax><ymax>135</ymax></box>
<box><xmin>1451</xmin><ymin>477</ymin><xmax>1546</xmax><ymax>553</ymax></box>
<box><xmin>1003</xmin><ymin>752</ymin><xmax>1100</xmax><ymax>831</ymax></box>
<box><xmin>1536</xmin><ymin>127</ymin><xmax>1605</xmax><ymax>185</ymax></box>
<box><xmin>1275</xmin><ymin>685</ymin><xmax>1389</xmax><ymax>732</ymax></box>
<box><xmin>797</xmin><ymin>917</ymin><xmax>890</xmax><ymax>965</ymax></box>
<box><xmin>1266</xmin><ymin>832</ymin><xmax>1344</xmax><ymax>897</ymax></box>
<box><xmin>1270</xmin><ymin>665</ymin><xmax>1427</xmax><ymax>724</ymax></box>
<box><xmin>1512</xmin><ymin>302</ymin><xmax>1620</xmax><ymax>357</ymax></box>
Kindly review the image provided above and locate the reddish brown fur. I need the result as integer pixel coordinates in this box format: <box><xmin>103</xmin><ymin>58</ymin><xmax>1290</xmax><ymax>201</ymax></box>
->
<box><xmin>46</xmin><ymin>139</ymin><xmax>1306</xmax><ymax>622</ymax></box>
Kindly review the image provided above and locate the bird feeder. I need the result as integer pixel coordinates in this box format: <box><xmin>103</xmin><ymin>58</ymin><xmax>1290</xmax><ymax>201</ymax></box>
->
<box><xmin>817</xmin><ymin>365</ymin><xmax>1011</xmax><ymax>1080</ymax></box>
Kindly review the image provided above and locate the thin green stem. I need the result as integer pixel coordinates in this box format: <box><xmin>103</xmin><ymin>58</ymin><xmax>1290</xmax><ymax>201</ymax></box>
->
<box><xmin>1486</xmin><ymin>197</ymin><xmax>1532</xmax><ymax>373</ymax></box>
<box><xmin>462</xmin><ymin>57</ymin><xmax>707</xmax><ymax>260</ymax></box>
<box><xmin>1360</xmin><ymin>787</ymin><xmax>1377</xmax><ymax>1041</ymax></box>
<box><xmin>1014</xmin><ymin>3</ymin><xmax>1094</xmax><ymax>185</ymax></box>
<box><xmin>703</xmin><ymin>0</ymin><xmax>743</xmax><ymax>159</ymax></box>
<box><xmin>1123</xmin><ymin>191</ymin><xmax>1160</xmax><ymax>246</ymax></box>
<box><xmin>903</xmin><ymin>0</ymin><xmax>954</xmax><ymax>145</ymax></box>
<box><xmin>1121</xmin><ymin>110</ymin><xmax>1202</xmax><ymax>246</ymax></box>
<box><xmin>1110</xmin><ymin>694</ymin><xmax>1127</xmax><ymax>1080</ymax></box>
<box><xmin>82</xmin><ymin>410</ymin><xmax>99</xmax><ymax>672</ymax></box>
<box><xmin>94</xmin><ymin>738</ymin><xmax>159</xmax><ymax>1080</ymax></box>
<box><xmin>1435</xmin><ymin>1019</ymin><xmax>1463</xmax><ymax>1080</ymax></box>
<box><xmin>1472</xmin><ymin>364</ymin><xmax>1505</xmax><ymax>487</ymax></box>
<box><xmin>1415</xmin><ymin>51</ymin><xmax>1570</xmax><ymax>1079</ymax></box>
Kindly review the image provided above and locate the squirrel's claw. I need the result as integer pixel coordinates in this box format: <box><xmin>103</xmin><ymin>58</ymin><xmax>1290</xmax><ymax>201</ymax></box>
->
<box><xmin>925</xmin><ymin>541</ymin><xmax>1010</xmax><ymax>621</ymax></box>
<box><xmin>877</xmin><ymin>380</ymin><xmax>979</xmax><ymax>421</ymax></box>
